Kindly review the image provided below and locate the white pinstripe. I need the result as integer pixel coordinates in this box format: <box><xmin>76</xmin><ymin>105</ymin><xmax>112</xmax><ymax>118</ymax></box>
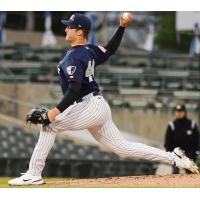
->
<box><xmin>28</xmin><ymin>126</ymin><xmax>56</xmax><ymax>176</ymax></box>
<box><xmin>27</xmin><ymin>93</ymin><xmax>175</xmax><ymax>176</ymax></box>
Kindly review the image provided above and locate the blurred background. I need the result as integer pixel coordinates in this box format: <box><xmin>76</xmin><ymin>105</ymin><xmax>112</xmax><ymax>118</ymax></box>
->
<box><xmin>0</xmin><ymin>11</ymin><xmax>200</xmax><ymax>178</ymax></box>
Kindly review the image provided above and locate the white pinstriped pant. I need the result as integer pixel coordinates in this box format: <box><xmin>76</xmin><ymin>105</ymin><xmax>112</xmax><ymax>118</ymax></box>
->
<box><xmin>28</xmin><ymin>93</ymin><xmax>175</xmax><ymax>176</ymax></box>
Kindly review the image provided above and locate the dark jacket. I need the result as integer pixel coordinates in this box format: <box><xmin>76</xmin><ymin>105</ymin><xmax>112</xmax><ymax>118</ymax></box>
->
<box><xmin>164</xmin><ymin>117</ymin><xmax>200</xmax><ymax>160</ymax></box>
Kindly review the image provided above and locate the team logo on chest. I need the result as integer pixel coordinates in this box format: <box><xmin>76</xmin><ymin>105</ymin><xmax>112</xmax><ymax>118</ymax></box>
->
<box><xmin>66</xmin><ymin>66</ymin><xmax>76</xmax><ymax>75</ymax></box>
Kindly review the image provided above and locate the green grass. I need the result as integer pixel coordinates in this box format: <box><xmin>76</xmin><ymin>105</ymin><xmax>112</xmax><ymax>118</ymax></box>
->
<box><xmin>0</xmin><ymin>177</ymin><xmax>11</xmax><ymax>188</ymax></box>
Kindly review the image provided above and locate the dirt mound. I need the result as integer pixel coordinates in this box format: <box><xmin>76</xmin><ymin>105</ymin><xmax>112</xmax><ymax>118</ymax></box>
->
<box><xmin>45</xmin><ymin>174</ymin><xmax>200</xmax><ymax>187</ymax></box>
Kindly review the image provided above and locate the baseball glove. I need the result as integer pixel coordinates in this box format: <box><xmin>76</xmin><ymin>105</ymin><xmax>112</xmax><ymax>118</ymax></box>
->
<box><xmin>26</xmin><ymin>107</ymin><xmax>51</xmax><ymax>126</ymax></box>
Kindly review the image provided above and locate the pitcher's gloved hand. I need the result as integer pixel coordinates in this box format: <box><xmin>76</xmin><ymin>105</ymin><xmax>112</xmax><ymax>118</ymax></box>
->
<box><xmin>26</xmin><ymin>107</ymin><xmax>51</xmax><ymax>126</ymax></box>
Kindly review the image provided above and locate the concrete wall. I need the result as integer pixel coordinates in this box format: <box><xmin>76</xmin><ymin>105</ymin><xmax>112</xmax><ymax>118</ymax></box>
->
<box><xmin>112</xmin><ymin>108</ymin><xmax>199</xmax><ymax>145</ymax></box>
<box><xmin>0</xmin><ymin>83</ymin><xmax>61</xmax><ymax>120</ymax></box>
<box><xmin>5</xmin><ymin>29</ymin><xmax>66</xmax><ymax>46</ymax></box>
<box><xmin>5</xmin><ymin>28</ymin><xmax>105</xmax><ymax>47</ymax></box>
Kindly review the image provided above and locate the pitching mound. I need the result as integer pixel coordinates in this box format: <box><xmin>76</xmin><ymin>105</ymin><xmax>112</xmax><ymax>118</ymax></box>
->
<box><xmin>46</xmin><ymin>174</ymin><xmax>200</xmax><ymax>187</ymax></box>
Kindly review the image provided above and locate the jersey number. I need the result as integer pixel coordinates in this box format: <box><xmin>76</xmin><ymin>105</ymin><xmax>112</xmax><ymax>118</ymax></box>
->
<box><xmin>85</xmin><ymin>59</ymin><xmax>95</xmax><ymax>82</ymax></box>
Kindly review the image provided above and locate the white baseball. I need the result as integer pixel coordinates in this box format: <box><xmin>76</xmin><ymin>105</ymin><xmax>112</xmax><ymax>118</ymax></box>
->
<box><xmin>122</xmin><ymin>12</ymin><xmax>130</xmax><ymax>19</ymax></box>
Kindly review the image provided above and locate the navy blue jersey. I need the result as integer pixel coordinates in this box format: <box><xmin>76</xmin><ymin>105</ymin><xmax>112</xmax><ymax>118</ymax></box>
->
<box><xmin>57</xmin><ymin>44</ymin><xmax>110</xmax><ymax>98</ymax></box>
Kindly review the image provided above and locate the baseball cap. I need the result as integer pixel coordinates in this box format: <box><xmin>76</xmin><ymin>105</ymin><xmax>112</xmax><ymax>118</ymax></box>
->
<box><xmin>175</xmin><ymin>104</ymin><xmax>186</xmax><ymax>112</ymax></box>
<box><xmin>61</xmin><ymin>13</ymin><xmax>92</xmax><ymax>31</ymax></box>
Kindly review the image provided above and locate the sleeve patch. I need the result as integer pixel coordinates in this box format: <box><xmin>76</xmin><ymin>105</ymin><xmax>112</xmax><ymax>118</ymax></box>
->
<box><xmin>66</xmin><ymin>66</ymin><xmax>76</xmax><ymax>75</ymax></box>
<box><xmin>98</xmin><ymin>45</ymin><xmax>107</xmax><ymax>53</ymax></box>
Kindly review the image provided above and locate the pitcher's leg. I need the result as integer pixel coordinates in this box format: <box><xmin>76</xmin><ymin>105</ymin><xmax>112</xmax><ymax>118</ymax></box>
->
<box><xmin>89</xmin><ymin>119</ymin><xmax>175</xmax><ymax>165</ymax></box>
<box><xmin>27</xmin><ymin>125</ymin><xmax>56</xmax><ymax>177</ymax></box>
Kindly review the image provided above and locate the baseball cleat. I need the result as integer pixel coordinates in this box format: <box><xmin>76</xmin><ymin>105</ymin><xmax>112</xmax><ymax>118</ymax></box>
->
<box><xmin>8</xmin><ymin>173</ymin><xmax>44</xmax><ymax>186</ymax></box>
<box><xmin>173</xmin><ymin>147</ymin><xmax>199</xmax><ymax>174</ymax></box>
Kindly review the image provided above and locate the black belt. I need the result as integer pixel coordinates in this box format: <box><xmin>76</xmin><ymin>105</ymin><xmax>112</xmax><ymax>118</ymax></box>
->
<box><xmin>75</xmin><ymin>91</ymin><xmax>101</xmax><ymax>103</ymax></box>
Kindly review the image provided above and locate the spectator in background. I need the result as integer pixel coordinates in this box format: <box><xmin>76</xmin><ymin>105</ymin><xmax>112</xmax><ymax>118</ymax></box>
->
<box><xmin>164</xmin><ymin>104</ymin><xmax>200</xmax><ymax>174</ymax></box>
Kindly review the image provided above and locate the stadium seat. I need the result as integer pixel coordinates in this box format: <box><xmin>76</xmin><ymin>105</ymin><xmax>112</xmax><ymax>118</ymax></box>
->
<box><xmin>1</xmin><ymin>140</ymin><xmax>9</xmax><ymax>149</ymax></box>
<box><xmin>119</xmin><ymin>88</ymin><xmax>158</xmax><ymax>96</ymax></box>
<box><xmin>173</xmin><ymin>90</ymin><xmax>200</xmax><ymax>100</ymax></box>
<box><xmin>0</xmin><ymin>129</ymin><xmax>7</xmax><ymax>139</ymax></box>
<box><xmin>166</xmin><ymin>82</ymin><xmax>181</xmax><ymax>90</ymax></box>
<box><xmin>129</xmin><ymin>101</ymin><xmax>148</xmax><ymax>109</ymax></box>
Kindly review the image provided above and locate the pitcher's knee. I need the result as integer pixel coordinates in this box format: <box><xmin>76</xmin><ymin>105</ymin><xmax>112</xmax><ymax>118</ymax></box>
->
<box><xmin>46</xmin><ymin>124</ymin><xmax>59</xmax><ymax>134</ymax></box>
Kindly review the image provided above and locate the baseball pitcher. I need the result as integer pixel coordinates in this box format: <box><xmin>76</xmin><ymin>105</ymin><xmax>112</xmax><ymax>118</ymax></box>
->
<box><xmin>8</xmin><ymin>12</ymin><xmax>199</xmax><ymax>186</ymax></box>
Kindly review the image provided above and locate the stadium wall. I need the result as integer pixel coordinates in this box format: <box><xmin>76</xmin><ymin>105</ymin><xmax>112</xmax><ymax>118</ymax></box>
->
<box><xmin>5</xmin><ymin>29</ymin><xmax>66</xmax><ymax>46</ymax></box>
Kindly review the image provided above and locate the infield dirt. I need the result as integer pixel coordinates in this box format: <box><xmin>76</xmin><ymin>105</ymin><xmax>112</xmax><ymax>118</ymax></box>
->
<box><xmin>45</xmin><ymin>174</ymin><xmax>200</xmax><ymax>187</ymax></box>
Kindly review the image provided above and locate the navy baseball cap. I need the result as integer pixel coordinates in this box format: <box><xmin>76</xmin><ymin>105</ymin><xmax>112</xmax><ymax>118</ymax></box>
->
<box><xmin>175</xmin><ymin>104</ymin><xmax>186</xmax><ymax>112</ymax></box>
<box><xmin>61</xmin><ymin>13</ymin><xmax>92</xmax><ymax>31</ymax></box>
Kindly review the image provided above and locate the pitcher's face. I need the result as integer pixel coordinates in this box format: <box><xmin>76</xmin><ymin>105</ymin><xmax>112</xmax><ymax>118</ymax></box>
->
<box><xmin>65</xmin><ymin>27</ymin><xmax>78</xmax><ymax>42</ymax></box>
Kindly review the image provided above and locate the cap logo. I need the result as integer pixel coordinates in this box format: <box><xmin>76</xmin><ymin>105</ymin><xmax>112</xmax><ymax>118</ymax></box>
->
<box><xmin>70</xmin><ymin>15</ymin><xmax>75</xmax><ymax>21</ymax></box>
<box><xmin>177</xmin><ymin>105</ymin><xmax>181</xmax><ymax>109</ymax></box>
